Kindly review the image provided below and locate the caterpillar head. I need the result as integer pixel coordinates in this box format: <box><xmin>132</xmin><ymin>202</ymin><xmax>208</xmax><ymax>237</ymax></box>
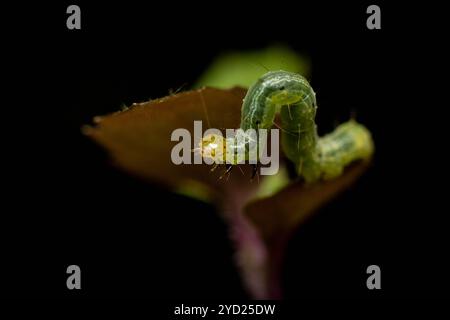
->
<box><xmin>198</xmin><ymin>133</ymin><xmax>227</xmax><ymax>163</ymax></box>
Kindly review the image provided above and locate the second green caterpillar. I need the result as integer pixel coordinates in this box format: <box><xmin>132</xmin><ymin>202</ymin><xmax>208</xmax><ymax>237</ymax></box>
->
<box><xmin>200</xmin><ymin>70</ymin><xmax>374</xmax><ymax>182</ymax></box>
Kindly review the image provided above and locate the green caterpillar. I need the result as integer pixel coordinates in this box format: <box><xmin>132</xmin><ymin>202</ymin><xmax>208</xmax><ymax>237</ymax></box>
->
<box><xmin>200</xmin><ymin>70</ymin><xmax>374</xmax><ymax>182</ymax></box>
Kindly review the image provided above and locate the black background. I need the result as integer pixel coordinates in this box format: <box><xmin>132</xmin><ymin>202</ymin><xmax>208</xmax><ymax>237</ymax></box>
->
<box><xmin>2</xmin><ymin>1</ymin><xmax>448</xmax><ymax>300</ymax></box>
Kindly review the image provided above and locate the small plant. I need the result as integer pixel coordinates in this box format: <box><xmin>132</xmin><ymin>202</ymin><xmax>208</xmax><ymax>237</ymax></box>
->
<box><xmin>84</xmin><ymin>47</ymin><xmax>374</xmax><ymax>298</ymax></box>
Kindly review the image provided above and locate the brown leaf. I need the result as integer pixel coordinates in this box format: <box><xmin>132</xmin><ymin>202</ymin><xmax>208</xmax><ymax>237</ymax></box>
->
<box><xmin>83</xmin><ymin>87</ymin><xmax>258</xmax><ymax>201</ymax></box>
<box><xmin>245</xmin><ymin>161</ymin><xmax>371</xmax><ymax>245</ymax></box>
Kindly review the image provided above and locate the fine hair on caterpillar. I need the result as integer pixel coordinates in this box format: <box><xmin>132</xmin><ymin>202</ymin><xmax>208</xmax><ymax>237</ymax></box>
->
<box><xmin>197</xmin><ymin>70</ymin><xmax>374</xmax><ymax>182</ymax></box>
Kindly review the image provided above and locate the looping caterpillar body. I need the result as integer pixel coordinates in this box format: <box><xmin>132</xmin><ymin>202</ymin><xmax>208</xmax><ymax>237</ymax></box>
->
<box><xmin>200</xmin><ymin>70</ymin><xmax>374</xmax><ymax>182</ymax></box>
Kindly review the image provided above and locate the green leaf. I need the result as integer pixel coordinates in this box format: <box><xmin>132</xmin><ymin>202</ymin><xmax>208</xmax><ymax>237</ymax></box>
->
<box><xmin>195</xmin><ymin>45</ymin><xmax>310</xmax><ymax>89</ymax></box>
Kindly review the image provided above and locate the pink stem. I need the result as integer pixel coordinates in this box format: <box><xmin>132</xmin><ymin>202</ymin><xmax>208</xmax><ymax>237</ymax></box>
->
<box><xmin>220</xmin><ymin>184</ymin><xmax>285</xmax><ymax>299</ymax></box>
